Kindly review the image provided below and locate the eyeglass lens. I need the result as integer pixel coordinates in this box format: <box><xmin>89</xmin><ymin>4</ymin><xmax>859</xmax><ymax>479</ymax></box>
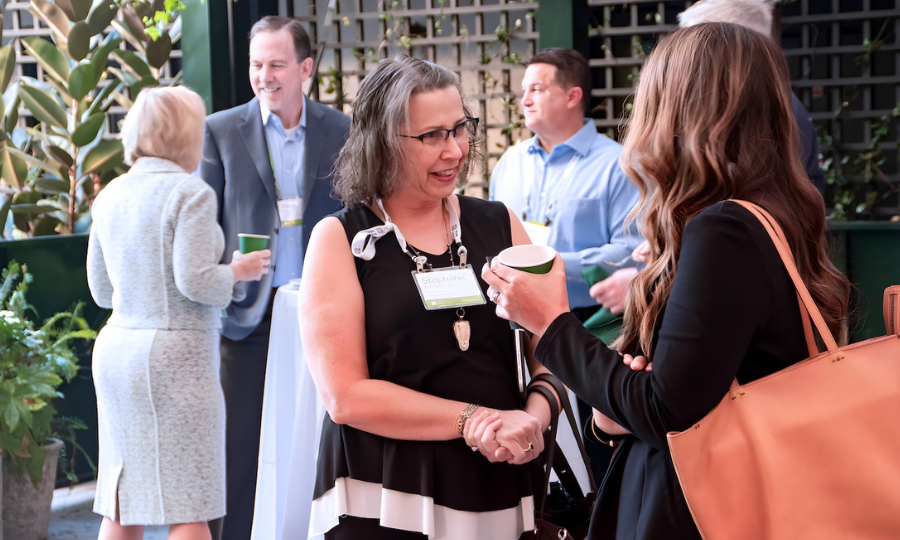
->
<box><xmin>421</xmin><ymin>119</ymin><xmax>475</xmax><ymax>145</ymax></box>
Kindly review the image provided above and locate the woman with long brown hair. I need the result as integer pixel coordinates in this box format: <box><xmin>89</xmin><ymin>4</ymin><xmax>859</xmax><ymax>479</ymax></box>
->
<box><xmin>481</xmin><ymin>23</ymin><xmax>850</xmax><ymax>539</ymax></box>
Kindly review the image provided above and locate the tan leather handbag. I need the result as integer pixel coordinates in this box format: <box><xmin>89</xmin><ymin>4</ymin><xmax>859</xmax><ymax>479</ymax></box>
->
<box><xmin>667</xmin><ymin>200</ymin><xmax>900</xmax><ymax>540</ymax></box>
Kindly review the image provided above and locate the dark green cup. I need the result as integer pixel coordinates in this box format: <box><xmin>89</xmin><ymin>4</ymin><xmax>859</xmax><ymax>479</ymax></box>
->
<box><xmin>238</xmin><ymin>233</ymin><xmax>270</xmax><ymax>254</ymax></box>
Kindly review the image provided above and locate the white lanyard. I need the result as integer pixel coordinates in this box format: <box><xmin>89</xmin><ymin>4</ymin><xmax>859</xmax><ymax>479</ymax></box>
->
<box><xmin>351</xmin><ymin>198</ymin><xmax>468</xmax><ymax>271</ymax></box>
<box><xmin>524</xmin><ymin>151</ymin><xmax>581</xmax><ymax>223</ymax></box>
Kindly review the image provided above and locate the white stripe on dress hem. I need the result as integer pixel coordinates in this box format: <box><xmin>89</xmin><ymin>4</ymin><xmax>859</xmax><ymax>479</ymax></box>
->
<box><xmin>308</xmin><ymin>477</ymin><xmax>535</xmax><ymax>539</ymax></box>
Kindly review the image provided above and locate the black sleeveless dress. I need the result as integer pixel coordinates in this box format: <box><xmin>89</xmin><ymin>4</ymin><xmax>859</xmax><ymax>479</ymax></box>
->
<box><xmin>309</xmin><ymin>196</ymin><xmax>537</xmax><ymax>539</ymax></box>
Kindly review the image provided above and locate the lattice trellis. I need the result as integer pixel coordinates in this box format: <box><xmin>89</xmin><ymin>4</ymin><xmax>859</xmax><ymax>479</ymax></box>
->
<box><xmin>781</xmin><ymin>0</ymin><xmax>900</xmax><ymax>218</ymax></box>
<box><xmin>280</xmin><ymin>0</ymin><xmax>897</xmax><ymax>212</ymax></box>
<box><xmin>586</xmin><ymin>0</ymin><xmax>899</xmax><ymax>217</ymax></box>
<box><xmin>287</xmin><ymin>0</ymin><xmax>540</xmax><ymax>194</ymax></box>
<box><xmin>1</xmin><ymin>0</ymin><xmax>183</xmax><ymax>134</ymax></box>
<box><xmin>585</xmin><ymin>1</ymin><xmax>687</xmax><ymax>137</ymax></box>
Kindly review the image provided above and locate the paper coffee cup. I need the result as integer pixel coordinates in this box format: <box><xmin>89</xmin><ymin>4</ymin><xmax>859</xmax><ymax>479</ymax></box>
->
<box><xmin>238</xmin><ymin>233</ymin><xmax>270</xmax><ymax>254</ymax></box>
<box><xmin>496</xmin><ymin>245</ymin><xmax>557</xmax><ymax>274</ymax></box>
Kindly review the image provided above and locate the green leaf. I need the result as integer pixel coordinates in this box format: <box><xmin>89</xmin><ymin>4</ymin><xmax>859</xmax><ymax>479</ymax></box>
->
<box><xmin>3</xmin><ymin>399</ymin><xmax>20</xmax><ymax>431</ymax></box>
<box><xmin>21</xmin><ymin>38</ymin><xmax>71</xmax><ymax>85</ymax></box>
<box><xmin>5</xmin><ymin>146</ymin><xmax>65</xmax><ymax>178</ymax></box>
<box><xmin>70</xmin><ymin>0</ymin><xmax>92</xmax><ymax>21</ymax></box>
<box><xmin>32</xmin><ymin>215</ymin><xmax>61</xmax><ymax>236</ymax></box>
<box><xmin>41</xmin><ymin>142</ymin><xmax>74</xmax><ymax>170</ymax></box>
<box><xmin>24</xmin><ymin>443</ymin><xmax>47</xmax><ymax>485</ymax></box>
<box><xmin>30</xmin><ymin>0</ymin><xmax>72</xmax><ymax>45</ymax></box>
<box><xmin>7</xmin><ymin>148</ymin><xmax>62</xmax><ymax>186</ymax></box>
<box><xmin>4</xmin><ymin>92</ymin><xmax>19</xmax><ymax>133</ymax></box>
<box><xmin>34</xmin><ymin>176</ymin><xmax>69</xmax><ymax>193</ymax></box>
<box><xmin>84</xmin><ymin>80</ymin><xmax>120</xmax><ymax>118</ymax></box>
<box><xmin>81</xmin><ymin>139</ymin><xmax>124</xmax><ymax>175</ymax></box>
<box><xmin>87</xmin><ymin>0</ymin><xmax>119</xmax><ymax>37</ymax></box>
<box><xmin>54</xmin><ymin>0</ymin><xmax>77</xmax><ymax>21</ymax></box>
<box><xmin>67</xmin><ymin>21</ymin><xmax>92</xmax><ymax>62</ymax></box>
<box><xmin>0</xmin><ymin>45</ymin><xmax>15</xmax><ymax>94</ymax></box>
<box><xmin>71</xmin><ymin>112</ymin><xmax>105</xmax><ymax>147</ymax></box>
<box><xmin>122</xmin><ymin>5</ymin><xmax>149</xmax><ymax>43</ymax></box>
<box><xmin>68</xmin><ymin>63</ymin><xmax>97</xmax><ymax>102</ymax></box>
<box><xmin>0</xmin><ymin>193</ymin><xmax>13</xmax><ymax>239</ymax></box>
<box><xmin>91</xmin><ymin>34</ymin><xmax>123</xmax><ymax>81</ymax></box>
<box><xmin>129</xmin><ymin>75</ymin><xmax>159</xmax><ymax>99</ymax></box>
<box><xmin>112</xmin><ymin>49</ymin><xmax>153</xmax><ymax>80</ymax></box>
<box><xmin>17</xmin><ymin>84</ymin><xmax>68</xmax><ymax>130</ymax></box>
<box><xmin>1</xmin><ymin>147</ymin><xmax>28</xmax><ymax>190</ymax></box>
<box><xmin>107</xmin><ymin>67</ymin><xmax>138</xmax><ymax>88</ymax></box>
<box><xmin>145</xmin><ymin>30</ymin><xmax>172</xmax><ymax>69</ymax></box>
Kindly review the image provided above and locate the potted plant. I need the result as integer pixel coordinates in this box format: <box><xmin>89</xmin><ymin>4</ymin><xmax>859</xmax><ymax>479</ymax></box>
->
<box><xmin>0</xmin><ymin>260</ymin><xmax>96</xmax><ymax>540</ymax></box>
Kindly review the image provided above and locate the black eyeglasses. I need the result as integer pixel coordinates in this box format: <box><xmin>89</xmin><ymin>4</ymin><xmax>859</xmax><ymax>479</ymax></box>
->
<box><xmin>400</xmin><ymin>117</ymin><xmax>479</xmax><ymax>147</ymax></box>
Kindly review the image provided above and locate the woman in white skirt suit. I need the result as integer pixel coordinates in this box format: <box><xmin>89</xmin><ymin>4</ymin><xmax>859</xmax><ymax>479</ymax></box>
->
<box><xmin>87</xmin><ymin>87</ymin><xmax>270</xmax><ymax>540</ymax></box>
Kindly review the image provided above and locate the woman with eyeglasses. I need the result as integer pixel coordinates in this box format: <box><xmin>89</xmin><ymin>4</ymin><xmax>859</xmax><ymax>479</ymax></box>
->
<box><xmin>300</xmin><ymin>56</ymin><xmax>560</xmax><ymax>539</ymax></box>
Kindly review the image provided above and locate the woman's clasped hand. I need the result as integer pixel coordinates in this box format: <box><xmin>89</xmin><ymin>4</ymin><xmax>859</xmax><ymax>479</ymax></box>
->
<box><xmin>462</xmin><ymin>407</ymin><xmax>544</xmax><ymax>465</ymax></box>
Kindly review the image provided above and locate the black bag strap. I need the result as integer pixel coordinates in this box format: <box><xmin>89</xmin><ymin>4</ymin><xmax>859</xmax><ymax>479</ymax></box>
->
<box><xmin>527</xmin><ymin>384</ymin><xmax>559</xmax><ymax>520</ymax></box>
<box><xmin>531</xmin><ymin>373</ymin><xmax>598</xmax><ymax>495</ymax></box>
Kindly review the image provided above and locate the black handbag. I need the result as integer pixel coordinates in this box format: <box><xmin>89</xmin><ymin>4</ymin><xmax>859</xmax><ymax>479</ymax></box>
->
<box><xmin>526</xmin><ymin>373</ymin><xmax>597</xmax><ymax>540</ymax></box>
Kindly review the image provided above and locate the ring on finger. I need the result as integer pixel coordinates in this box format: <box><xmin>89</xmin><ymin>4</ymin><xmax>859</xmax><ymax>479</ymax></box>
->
<box><xmin>519</xmin><ymin>442</ymin><xmax>535</xmax><ymax>452</ymax></box>
<box><xmin>489</xmin><ymin>290</ymin><xmax>501</xmax><ymax>303</ymax></box>
<box><xmin>470</xmin><ymin>446</ymin><xmax>479</xmax><ymax>452</ymax></box>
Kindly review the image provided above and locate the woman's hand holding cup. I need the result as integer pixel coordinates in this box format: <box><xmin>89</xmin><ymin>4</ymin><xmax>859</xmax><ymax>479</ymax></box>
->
<box><xmin>482</xmin><ymin>246</ymin><xmax>569</xmax><ymax>338</ymax></box>
<box><xmin>229</xmin><ymin>249</ymin><xmax>271</xmax><ymax>282</ymax></box>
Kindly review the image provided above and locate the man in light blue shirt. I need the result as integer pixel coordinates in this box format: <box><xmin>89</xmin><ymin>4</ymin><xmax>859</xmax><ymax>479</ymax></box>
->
<box><xmin>491</xmin><ymin>48</ymin><xmax>643</xmax><ymax>316</ymax></box>
<box><xmin>262</xmin><ymin>97</ymin><xmax>307</xmax><ymax>286</ymax></box>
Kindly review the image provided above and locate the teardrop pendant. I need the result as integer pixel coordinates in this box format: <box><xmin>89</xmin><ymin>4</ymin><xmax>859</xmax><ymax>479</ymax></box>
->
<box><xmin>453</xmin><ymin>308</ymin><xmax>470</xmax><ymax>351</ymax></box>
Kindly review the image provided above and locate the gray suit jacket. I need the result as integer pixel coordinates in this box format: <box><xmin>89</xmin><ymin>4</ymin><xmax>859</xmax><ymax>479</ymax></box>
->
<box><xmin>200</xmin><ymin>97</ymin><xmax>350</xmax><ymax>340</ymax></box>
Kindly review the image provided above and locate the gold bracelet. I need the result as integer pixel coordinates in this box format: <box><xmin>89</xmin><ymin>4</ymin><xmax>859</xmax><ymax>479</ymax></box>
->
<box><xmin>457</xmin><ymin>403</ymin><xmax>480</xmax><ymax>436</ymax></box>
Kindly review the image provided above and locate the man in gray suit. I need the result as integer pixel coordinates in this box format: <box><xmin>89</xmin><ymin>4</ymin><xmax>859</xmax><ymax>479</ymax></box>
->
<box><xmin>199</xmin><ymin>15</ymin><xmax>350</xmax><ymax>540</ymax></box>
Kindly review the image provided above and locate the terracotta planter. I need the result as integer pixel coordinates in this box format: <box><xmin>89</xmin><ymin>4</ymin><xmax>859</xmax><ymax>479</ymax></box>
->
<box><xmin>2</xmin><ymin>438</ymin><xmax>63</xmax><ymax>540</ymax></box>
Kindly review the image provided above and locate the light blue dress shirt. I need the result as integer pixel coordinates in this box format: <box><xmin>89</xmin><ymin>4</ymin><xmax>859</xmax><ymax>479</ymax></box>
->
<box><xmin>261</xmin><ymin>96</ymin><xmax>307</xmax><ymax>287</ymax></box>
<box><xmin>490</xmin><ymin>119</ymin><xmax>643</xmax><ymax>309</ymax></box>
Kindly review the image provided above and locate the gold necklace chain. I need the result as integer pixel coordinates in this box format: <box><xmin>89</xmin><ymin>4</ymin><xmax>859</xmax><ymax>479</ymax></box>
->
<box><xmin>405</xmin><ymin>208</ymin><xmax>454</xmax><ymax>268</ymax></box>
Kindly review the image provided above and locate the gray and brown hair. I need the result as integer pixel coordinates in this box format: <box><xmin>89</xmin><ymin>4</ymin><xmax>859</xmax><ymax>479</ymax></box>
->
<box><xmin>334</xmin><ymin>56</ymin><xmax>482</xmax><ymax>206</ymax></box>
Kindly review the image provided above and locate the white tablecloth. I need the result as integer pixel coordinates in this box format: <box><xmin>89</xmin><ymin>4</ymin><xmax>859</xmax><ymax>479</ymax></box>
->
<box><xmin>249</xmin><ymin>285</ymin><xmax>590</xmax><ymax>539</ymax></box>
<box><xmin>251</xmin><ymin>285</ymin><xmax>326</xmax><ymax>540</ymax></box>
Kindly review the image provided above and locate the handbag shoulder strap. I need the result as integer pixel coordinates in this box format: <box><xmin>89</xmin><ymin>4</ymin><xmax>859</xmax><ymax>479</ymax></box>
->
<box><xmin>528</xmin><ymin>383</ymin><xmax>560</xmax><ymax>520</ymax></box>
<box><xmin>886</xmin><ymin>286</ymin><xmax>900</xmax><ymax>335</ymax></box>
<box><xmin>729</xmin><ymin>200</ymin><xmax>839</xmax><ymax>353</ymax></box>
<box><xmin>531</xmin><ymin>373</ymin><xmax>598</xmax><ymax>494</ymax></box>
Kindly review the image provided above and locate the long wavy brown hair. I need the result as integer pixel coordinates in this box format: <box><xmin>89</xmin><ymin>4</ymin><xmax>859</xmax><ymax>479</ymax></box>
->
<box><xmin>615</xmin><ymin>23</ymin><xmax>850</xmax><ymax>357</ymax></box>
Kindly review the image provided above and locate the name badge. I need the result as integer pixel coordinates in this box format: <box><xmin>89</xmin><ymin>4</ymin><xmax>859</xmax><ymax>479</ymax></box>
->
<box><xmin>277</xmin><ymin>197</ymin><xmax>303</xmax><ymax>227</ymax></box>
<box><xmin>412</xmin><ymin>265</ymin><xmax>487</xmax><ymax>310</ymax></box>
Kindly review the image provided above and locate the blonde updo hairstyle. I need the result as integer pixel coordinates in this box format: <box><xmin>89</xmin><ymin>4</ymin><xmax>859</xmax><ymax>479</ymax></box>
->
<box><xmin>121</xmin><ymin>86</ymin><xmax>207</xmax><ymax>171</ymax></box>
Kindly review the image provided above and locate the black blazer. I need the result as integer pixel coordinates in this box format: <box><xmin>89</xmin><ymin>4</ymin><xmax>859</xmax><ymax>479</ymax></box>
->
<box><xmin>535</xmin><ymin>202</ymin><xmax>810</xmax><ymax>539</ymax></box>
